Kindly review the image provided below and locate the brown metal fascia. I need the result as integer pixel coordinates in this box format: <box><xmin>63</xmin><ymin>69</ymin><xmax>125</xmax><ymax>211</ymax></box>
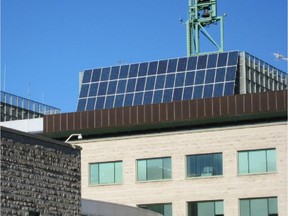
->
<box><xmin>43</xmin><ymin>90</ymin><xmax>287</xmax><ymax>134</ymax></box>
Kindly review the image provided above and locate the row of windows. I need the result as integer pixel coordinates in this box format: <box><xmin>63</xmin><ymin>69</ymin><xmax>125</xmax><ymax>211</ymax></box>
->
<box><xmin>81</xmin><ymin>52</ymin><xmax>238</xmax><ymax>84</ymax></box>
<box><xmin>79</xmin><ymin>68</ymin><xmax>237</xmax><ymax>98</ymax></box>
<box><xmin>137</xmin><ymin>197</ymin><xmax>278</xmax><ymax>216</ymax></box>
<box><xmin>89</xmin><ymin>149</ymin><xmax>276</xmax><ymax>185</ymax></box>
<box><xmin>78</xmin><ymin>81</ymin><xmax>235</xmax><ymax>111</ymax></box>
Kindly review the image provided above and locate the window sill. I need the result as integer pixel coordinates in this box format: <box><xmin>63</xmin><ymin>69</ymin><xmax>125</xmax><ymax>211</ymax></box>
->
<box><xmin>237</xmin><ymin>171</ymin><xmax>277</xmax><ymax>177</ymax></box>
<box><xmin>136</xmin><ymin>178</ymin><xmax>172</xmax><ymax>184</ymax></box>
<box><xmin>186</xmin><ymin>175</ymin><xmax>223</xmax><ymax>180</ymax></box>
<box><xmin>88</xmin><ymin>182</ymin><xmax>123</xmax><ymax>187</ymax></box>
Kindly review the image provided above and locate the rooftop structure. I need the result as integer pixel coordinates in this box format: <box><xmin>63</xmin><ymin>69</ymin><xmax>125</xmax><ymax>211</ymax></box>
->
<box><xmin>0</xmin><ymin>91</ymin><xmax>60</xmax><ymax>122</ymax></box>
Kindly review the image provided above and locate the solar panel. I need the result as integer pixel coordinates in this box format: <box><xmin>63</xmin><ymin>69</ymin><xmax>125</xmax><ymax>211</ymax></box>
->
<box><xmin>77</xmin><ymin>51</ymin><xmax>239</xmax><ymax>111</ymax></box>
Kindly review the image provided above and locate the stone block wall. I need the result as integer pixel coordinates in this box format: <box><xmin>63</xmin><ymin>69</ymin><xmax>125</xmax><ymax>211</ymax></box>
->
<box><xmin>1</xmin><ymin>127</ymin><xmax>81</xmax><ymax>216</ymax></box>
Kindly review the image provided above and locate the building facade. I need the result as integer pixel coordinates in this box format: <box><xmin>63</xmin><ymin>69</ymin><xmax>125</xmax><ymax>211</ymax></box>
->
<box><xmin>43</xmin><ymin>90</ymin><xmax>287</xmax><ymax>216</ymax></box>
<box><xmin>1</xmin><ymin>127</ymin><xmax>81</xmax><ymax>215</ymax></box>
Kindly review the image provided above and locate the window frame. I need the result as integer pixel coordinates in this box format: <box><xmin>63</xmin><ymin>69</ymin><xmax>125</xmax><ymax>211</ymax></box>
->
<box><xmin>89</xmin><ymin>160</ymin><xmax>123</xmax><ymax>186</ymax></box>
<box><xmin>238</xmin><ymin>148</ymin><xmax>277</xmax><ymax>175</ymax></box>
<box><xmin>138</xmin><ymin>203</ymin><xmax>172</xmax><ymax>216</ymax></box>
<box><xmin>239</xmin><ymin>197</ymin><xmax>278</xmax><ymax>216</ymax></box>
<box><xmin>187</xmin><ymin>200</ymin><xmax>224</xmax><ymax>216</ymax></box>
<box><xmin>136</xmin><ymin>157</ymin><xmax>172</xmax><ymax>182</ymax></box>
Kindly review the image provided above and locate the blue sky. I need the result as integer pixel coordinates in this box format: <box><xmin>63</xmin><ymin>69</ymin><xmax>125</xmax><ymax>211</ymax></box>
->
<box><xmin>1</xmin><ymin>0</ymin><xmax>287</xmax><ymax>113</ymax></box>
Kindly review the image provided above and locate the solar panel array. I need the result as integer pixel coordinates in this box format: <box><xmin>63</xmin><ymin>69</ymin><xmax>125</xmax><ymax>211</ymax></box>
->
<box><xmin>77</xmin><ymin>51</ymin><xmax>239</xmax><ymax>111</ymax></box>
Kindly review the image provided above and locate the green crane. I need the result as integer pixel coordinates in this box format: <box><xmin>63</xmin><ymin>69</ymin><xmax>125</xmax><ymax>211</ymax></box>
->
<box><xmin>186</xmin><ymin>0</ymin><xmax>225</xmax><ymax>56</ymax></box>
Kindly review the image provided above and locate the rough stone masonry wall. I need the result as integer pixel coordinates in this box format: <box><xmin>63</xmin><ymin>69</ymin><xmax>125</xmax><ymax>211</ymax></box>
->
<box><xmin>1</xmin><ymin>129</ymin><xmax>81</xmax><ymax>216</ymax></box>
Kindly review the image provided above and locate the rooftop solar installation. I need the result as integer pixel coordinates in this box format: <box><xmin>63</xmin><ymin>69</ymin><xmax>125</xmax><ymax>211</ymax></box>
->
<box><xmin>77</xmin><ymin>51</ymin><xmax>239</xmax><ymax>111</ymax></box>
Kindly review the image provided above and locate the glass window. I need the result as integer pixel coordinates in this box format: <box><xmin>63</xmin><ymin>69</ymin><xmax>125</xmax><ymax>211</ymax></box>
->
<box><xmin>110</xmin><ymin>66</ymin><xmax>120</xmax><ymax>80</ymax></box>
<box><xmin>115</xmin><ymin>95</ymin><xmax>124</xmax><ymax>108</ymax></box>
<box><xmin>82</xmin><ymin>70</ymin><xmax>92</xmax><ymax>83</ymax></box>
<box><xmin>205</xmin><ymin>69</ymin><xmax>216</xmax><ymax>84</ymax></box>
<box><xmin>188</xmin><ymin>200</ymin><xmax>224</xmax><ymax>216</ymax></box>
<box><xmin>187</xmin><ymin>56</ymin><xmax>197</xmax><ymax>70</ymax></box>
<box><xmin>139</xmin><ymin>62</ymin><xmax>148</xmax><ymax>76</ymax></box>
<box><xmin>217</xmin><ymin>52</ymin><xmax>228</xmax><ymax>67</ymax></box>
<box><xmin>207</xmin><ymin>54</ymin><xmax>218</xmax><ymax>68</ymax></box>
<box><xmin>225</xmin><ymin>66</ymin><xmax>237</xmax><ymax>81</ymax></box>
<box><xmin>163</xmin><ymin>89</ymin><xmax>173</xmax><ymax>103</ymax></box>
<box><xmin>175</xmin><ymin>73</ymin><xmax>185</xmax><ymax>87</ymax></box>
<box><xmin>240</xmin><ymin>197</ymin><xmax>278</xmax><ymax>216</ymax></box>
<box><xmin>158</xmin><ymin>60</ymin><xmax>168</xmax><ymax>74</ymax></box>
<box><xmin>127</xmin><ymin>79</ymin><xmax>136</xmax><ymax>92</ymax></box>
<box><xmin>195</xmin><ymin>70</ymin><xmax>205</xmax><ymax>85</ymax></box>
<box><xmin>107</xmin><ymin>81</ymin><xmax>117</xmax><ymax>95</ymax></box>
<box><xmin>124</xmin><ymin>93</ymin><xmax>134</xmax><ymax>106</ymax></box>
<box><xmin>173</xmin><ymin>88</ymin><xmax>183</xmax><ymax>101</ymax></box>
<box><xmin>238</xmin><ymin>149</ymin><xmax>276</xmax><ymax>174</ymax></box>
<box><xmin>86</xmin><ymin>98</ymin><xmax>96</xmax><ymax>110</ymax></box>
<box><xmin>79</xmin><ymin>84</ymin><xmax>89</xmax><ymax>98</ymax></box>
<box><xmin>177</xmin><ymin>57</ymin><xmax>187</xmax><ymax>71</ymax></box>
<box><xmin>185</xmin><ymin>71</ymin><xmax>195</xmax><ymax>86</ymax></box>
<box><xmin>193</xmin><ymin>85</ymin><xmax>203</xmax><ymax>99</ymax></box>
<box><xmin>197</xmin><ymin>55</ymin><xmax>208</xmax><ymax>69</ymax></box>
<box><xmin>136</xmin><ymin>77</ymin><xmax>146</xmax><ymax>91</ymax></box>
<box><xmin>215</xmin><ymin>68</ymin><xmax>226</xmax><ymax>82</ymax></box>
<box><xmin>183</xmin><ymin>87</ymin><xmax>193</xmax><ymax>100</ymax></box>
<box><xmin>101</xmin><ymin>68</ymin><xmax>110</xmax><ymax>81</ymax></box>
<box><xmin>224</xmin><ymin>82</ymin><xmax>235</xmax><ymax>96</ymax></box>
<box><xmin>165</xmin><ymin>74</ymin><xmax>175</xmax><ymax>88</ymax></box>
<box><xmin>119</xmin><ymin>65</ymin><xmax>129</xmax><ymax>78</ymax></box>
<box><xmin>146</xmin><ymin>76</ymin><xmax>156</xmax><ymax>90</ymax></box>
<box><xmin>129</xmin><ymin>64</ymin><xmax>139</xmax><ymax>77</ymax></box>
<box><xmin>77</xmin><ymin>99</ymin><xmax>86</xmax><ymax>111</ymax></box>
<box><xmin>89</xmin><ymin>161</ymin><xmax>123</xmax><ymax>185</ymax></box>
<box><xmin>91</xmin><ymin>69</ymin><xmax>101</xmax><ymax>82</ymax></box>
<box><xmin>213</xmin><ymin>83</ymin><xmax>223</xmax><ymax>97</ymax></box>
<box><xmin>134</xmin><ymin>92</ymin><xmax>143</xmax><ymax>106</ymax></box>
<box><xmin>153</xmin><ymin>90</ymin><xmax>163</xmax><ymax>104</ymax></box>
<box><xmin>167</xmin><ymin>59</ymin><xmax>177</xmax><ymax>73</ymax></box>
<box><xmin>187</xmin><ymin>153</ymin><xmax>223</xmax><ymax>177</ymax></box>
<box><xmin>143</xmin><ymin>91</ymin><xmax>153</xmax><ymax>105</ymax></box>
<box><xmin>95</xmin><ymin>97</ymin><xmax>105</xmax><ymax>109</ymax></box>
<box><xmin>228</xmin><ymin>51</ymin><xmax>238</xmax><ymax>66</ymax></box>
<box><xmin>138</xmin><ymin>203</ymin><xmax>172</xmax><ymax>216</ymax></box>
<box><xmin>117</xmin><ymin>80</ymin><xmax>127</xmax><ymax>93</ymax></box>
<box><xmin>105</xmin><ymin>96</ymin><xmax>115</xmax><ymax>109</ymax></box>
<box><xmin>89</xmin><ymin>83</ymin><xmax>99</xmax><ymax>96</ymax></box>
<box><xmin>148</xmin><ymin>61</ymin><xmax>158</xmax><ymax>75</ymax></box>
<box><xmin>155</xmin><ymin>75</ymin><xmax>166</xmax><ymax>89</ymax></box>
<box><xmin>203</xmin><ymin>84</ymin><xmax>213</xmax><ymax>98</ymax></box>
<box><xmin>137</xmin><ymin>157</ymin><xmax>172</xmax><ymax>181</ymax></box>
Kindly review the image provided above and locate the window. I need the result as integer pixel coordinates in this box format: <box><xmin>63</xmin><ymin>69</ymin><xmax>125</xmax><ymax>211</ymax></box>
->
<box><xmin>238</xmin><ymin>149</ymin><xmax>276</xmax><ymax>174</ymax></box>
<box><xmin>240</xmin><ymin>197</ymin><xmax>278</xmax><ymax>216</ymax></box>
<box><xmin>188</xmin><ymin>200</ymin><xmax>224</xmax><ymax>216</ymax></box>
<box><xmin>187</xmin><ymin>153</ymin><xmax>223</xmax><ymax>177</ymax></box>
<box><xmin>138</xmin><ymin>203</ymin><xmax>172</xmax><ymax>216</ymax></box>
<box><xmin>137</xmin><ymin>157</ymin><xmax>171</xmax><ymax>181</ymax></box>
<box><xmin>89</xmin><ymin>161</ymin><xmax>123</xmax><ymax>185</ymax></box>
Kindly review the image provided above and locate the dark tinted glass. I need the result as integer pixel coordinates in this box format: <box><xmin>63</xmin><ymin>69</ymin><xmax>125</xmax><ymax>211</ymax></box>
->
<box><xmin>217</xmin><ymin>52</ymin><xmax>228</xmax><ymax>67</ymax></box>
<box><xmin>214</xmin><ymin>83</ymin><xmax>223</xmax><ymax>97</ymax></box>
<box><xmin>95</xmin><ymin>97</ymin><xmax>105</xmax><ymax>109</ymax></box>
<box><xmin>98</xmin><ymin>82</ymin><xmax>108</xmax><ymax>95</ymax></box>
<box><xmin>79</xmin><ymin>84</ymin><xmax>89</xmax><ymax>98</ymax></box>
<box><xmin>203</xmin><ymin>84</ymin><xmax>213</xmax><ymax>98</ymax></box>
<box><xmin>129</xmin><ymin>64</ymin><xmax>139</xmax><ymax>77</ymax></box>
<box><xmin>225</xmin><ymin>66</ymin><xmax>237</xmax><ymax>81</ymax></box>
<box><xmin>158</xmin><ymin>60</ymin><xmax>167</xmax><ymax>74</ymax></box>
<box><xmin>117</xmin><ymin>80</ymin><xmax>127</xmax><ymax>93</ymax></box>
<box><xmin>207</xmin><ymin>54</ymin><xmax>218</xmax><ymax>68</ymax></box>
<box><xmin>163</xmin><ymin>89</ymin><xmax>173</xmax><ymax>102</ymax></box>
<box><xmin>197</xmin><ymin>55</ymin><xmax>207</xmax><ymax>69</ymax></box>
<box><xmin>195</xmin><ymin>70</ymin><xmax>205</xmax><ymax>84</ymax></box>
<box><xmin>107</xmin><ymin>81</ymin><xmax>117</xmax><ymax>94</ymax></box>
<box><xmin>177</xmin><ymin>58</ymin><xmax>187</xmax><ymax>71</ymax></box>
<box><xmin>205</xmin><ymin>69</ymin><xmax>216</xmax><ymax>83</ymax></box>
<box><xmin>173</xmin><ymin>88</ymin><xmax>183</xmax><ymax>101</ymax></box>
<box><xmin>89</xmin><ymin>83</ymin><xmax>99</xmax><ymax>96</ymax></box>
<box><xmin>175</xmin><ymin>73</ymin><xmax>185</xmax><ymax>87</ymax></box>
<box><xmin>143</xmin><ymin>91</ymin><xmax>153</xmax><ymax>105</ymax></box>
<box><xmin>115</xmin><ymin>95</ymin><xmax>124</xmax><ymax>107</ymax></box>
<box><xmin>167</xmin><ymin>59</ymin><xmax>177</xmax><ymax>73</ymax></box>
<box><xmin>87</xmin><ymin>98</ymin><xmax>96</xmax><ymax>110</ymax></box>
<box><xmin>187</xmin><ymin>56</ymin><xmax>197</xmax><ymax>70</ymax></box>
<box><xmin>124</xmin><ymin>93</ymin><xmax>134</xmax><ymax>106</ymax></box>
<box><xmin>77</xmin><ymin>99</ymin><xmax>86</xmax><ymax>111</ymax></box>
<box><xmin>228</xmin><ymin>51</ymin><xmax>239</xmax><ymax>65</ymax></box>
<box><xmin>148</xmin><ymin>61</ymin><xmax>158</xmax><ymax>75</ymax></box>
<box><xmin>224</xmin><ymin>82</ymin><xmax>235</xmax><ymax>95</ymax></box>
<box><xmin>91</xmin><ymin>69</ymin><xmax>101</xmax><ymax>82</ymax></box>
<box><xmin>185</xmin><ymin>71</ymin><xmax>195</xmax><ymax>86</ymax></box>
<box><xmin>193</xmin><ymin>85</ymin><xmax>203</xmax><ymax>99</ymax></box>
<box><xmin>105</xmin><ymin>96</ymin><xmax>115</xmax><ymax>109</ymax></box>
<box><xmin>110</xmin><ymin>66</ymin><xmax>120</xmax><ymax>80</ymax></box>
<box><xmin>155</xmin><ymin>75</ymin><xmax>165</xmax><ymax>89</ymax></box>
<box><xmin>165</xmin><ymin>74</ymin><xmax>175</xmax><ymax>88</ymax></box>
<box><xmin>153</xmin><ymin>90</ymin><xmax>163</xmax><ymax>103</ymax></box>
<box><xmin>82</xmin><ymin>70</ymin><xmax>92</xmax><ymax>83</ymax></box>
<box><xmin>139</xmin><ymin>63</ymin><xmax>148</xmax><ymax>76</ymax></box>
<box><xmin>183</xmin><ymin>87</ymin><xmax>193</xmax><ymax>100</ymax></box>
<box><xmin>127</xmin><ymin>79</ymin><xmax>136</xmax><ymax>92</ymax></box>
<box><xmin>119</xmin><ymin>65</ymin><xmax>129</xmax><ymax>78</ymax></box>
<box><xmin>134</xmin><ymin>92</ymin><xmax>143</xmax><ymax>105</ymax></box>
<box><xmin>136</xmin><ymin>77</ymin><xmax>146</xmax><ymax>91</ymax></box>
<box><xmin>215</xmin><ymin>68</ymin><xmax>226</xmax><ymax>82</ymax></box>
<box><xmin>101</xmin><ymin>68</ymin><xmax>110</xmax><ymax>81</ymax></box>
<box><xmin>145</xmin><ymin>76</ymin><xmax>156</xmax><ymax>90</ymax></box>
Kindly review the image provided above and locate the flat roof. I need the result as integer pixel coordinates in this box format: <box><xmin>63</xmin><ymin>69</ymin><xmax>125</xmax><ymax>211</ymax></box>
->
<box><xmin>42</xmin><ymin>90</ymin><xmax>287</xmax><ymax>140</ymax></box>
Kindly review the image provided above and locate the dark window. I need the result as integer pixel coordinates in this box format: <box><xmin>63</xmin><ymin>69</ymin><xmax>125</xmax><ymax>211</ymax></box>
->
<box><xmin>126</xmin><ymin>79</ymin><xmax>136</xmax><ymax>92</ymax></box>
<box><xmin>213</xmin><ymin>83</ymin><xmax>223</xmax><ymax>97</ymax></box>
<box><xmin>167</xmin><ymin>59</ymin><xmax>177</xmax><ymax>73</ymax></box>
<box><xmin>145</xmin><ymin>76</ymin><xmax>156</xmax><ymax>90</ymax></box>
<box><xmin>224</xmin><ymin>82</ymin><xmax>235</xmax><ymax>95</ymax></box>
<box><xmin>134</xmin><ymin>92</ymin><xmax>143</xmax><ymax>106</ymax></box>
<box><xmin>158</xmin><ymin>60</ymin><xmax>168</xmax><ymax>74</ymax></box>
<box><xmin>217</xmin><ymin>52</ymin><xmax>228</xmax><ymax>67</ymax></box>
<box><xmin>95</xmin><ymin>97</ymin><xmax>105</xmax><ymax>109</ymax></box>
<box><xmin>185</xmin><ymin>71</ymin><xmax>195</xmax><ymax>86</ymax></box>
<box><xmin>225</xmin><ymin>66</ymin><xmax>237</xmax><ymax>81</ymax></box>
<box><xmin>79</xmin><ymin>84</ymin><xmax>89</xmax><ymax>98</ymax></box>
<box><xmin>116</xmin><ymin>80</ymin><xmax>127</xmax><ymax>93</ymax></box>
<box><xmin>195</xmin><ymin>70</ymin><xmax>205</xmax><ymax>84</ymax></box>
<box><xmin>175</xmin><ymin>73</ymin><xmax>185</xmax><ymax>87</ymax></box>
<box><xmin>193</xmin><ymin>85</ymin><xmax>203</xmax><ymax>99</ymax></box>
<box><xmin>129</xmin><ymin>64</ymin><xmax>139</xmax><ymax>77</ymax></box>
<box><xmin>101</xmin><ymin>67</ymin><xmax>110</xmax><ymax>81</ymax></box>
<box><xmin>187</xmin><ymin>56</ymin><xmax>197</xmax><ymax>70</ymax></box>
<box><xmin>215</xmin><ymin>68</ymin><xmax>226</xmax><ymax>82</ymax></box>
<box><xmin>91</xmin><ymin>69</ymin><xmax>101</xmax><ymax>82</ymax></box>
<box><xmin>138</xmin><ymin>203</ymin><xmax>172</xmax><ymax>216</ymax></box>
<box><xmin>197</xmin><ymin>55</ymin><xmax>208</xmax><ymax>69</ymax></box>
<box><xmin>139</xmin><ymin>62</ymin><xmax>148</xmax><ymax>76</ymax></box>
<box><xmin>148</xmin><ymin>61</ymin><xmax>158</xmax><ymax>75</ymax></box>
<box><xmin>107</xmin><ymin>81</ymin><xmax>117</xmax><ymax>94</ymax></box>
<box><xmin>82</xmin><ymin>70</ymin><xmax>92</xmax><ymax>83</ymax></box>
<box><xmin>110</xmin><ymin>66</ymin><xmax>120</xmax><ymax>80</ymax></box>
<box><xmin>119</xmin><ymin>65</ymin><xmax>129</xmax><ymax>78</ymax></box>
<box><xmin>98</xmin><ymin>82</ymin><xmax>108</xmax><ymax>95</ymax></box>
<box><xmin>155</xmin><ymin>75</ymin><xmax>165</xmax><ymax>89</ymax></box>
<box><xmin>188</xmin><ymin>200</ymin><xmax>223</xmax><ymax>216</ymax></box>
<box><xmin>88</xmin><ymin>83</ymin><xmax>98</xmax><ymax>96</ymax></box>
<box><xmin>177</xmin><ymin>57</ymin><xmax>188</xmax><ymax>71</ymax></box>
<box><xmin>153</xmin><ymin>90</ymin><xmax>163</xmax><ymax>104</ymax></box>
<box><xmin>136</xmin><ymin>77</ymin><xmax>146</xmax><ymax>91</ymax></box>
<box><xmin>173</xmin><ymin>88</ymin><xmax>183</xmax><ymax>101</ymax></box>
<box><xmin>163</xmin><ymin>89</ymin><xmax>173</xmax><ymax>102</ymax></box>
<box><xmin>114</xmin><ymin>95</ymin><xmax>124</xmax><ymax>108</ymax></box>
<box><xmin>183</xmin><ymin>87</ymin><xmax>193</xmax><ymax>100</ymax></box>
<box><xmin>207</xmin><ymin>53</ymin><xmax>218</xmax><ymax>68</ymax></box>
<box><xmin>228</xmin><ymin>51</ymin><xmax>239</xmax><ymax>66</ymax></box>
<box><xmin>143</xmin><ymin>91</ymin><xmax>153</xmax><ymax>105</ymax></box>
<box><xmin>105</xmin><ymin>96</ymin><xmax>115</xmax><ymax>109</ymax></box>
<box><xmin>203</xmin><ymin>84</ymin><xmax>213</xmax><ymax>98</ymax></box>
<box><xmin>124</xmin><ymin>94</ymin><xmax>134</xmax><ymax>106</ymax></box>
<box><xmin>165</xmin><ymin>74</ymin><xmax>175</xmax><ymax>88</ymax></box>
<box><xmin>77</xmin><ymin>99</ymin><xmax>86</xmax><ymax>111</ymax></box>
<box><xmin>205</xmin><ymin>69</ymin><xmax>216</xmax><ymax>83</ymax></box>
<box><xmin>86</xmin><ymin>98</ymin><xmax>96</xmax><ymax>110</ymax></box>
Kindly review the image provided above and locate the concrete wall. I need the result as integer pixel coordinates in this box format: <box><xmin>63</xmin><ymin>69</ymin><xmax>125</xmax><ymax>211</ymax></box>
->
<box><xmin>76</xmin><ymin>121</ymin><xmax>287</xmax><ymax>216</ymax></box>
<box><xmin>1</xmin><ymin>127</ymin><xmax>82</xmax><ymax>215</ymax></box>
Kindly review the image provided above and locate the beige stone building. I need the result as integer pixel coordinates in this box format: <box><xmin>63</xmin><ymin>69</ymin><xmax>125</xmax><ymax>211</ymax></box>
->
<box><xmin>43</xmin><ymin>90</ymin><xmax>287</xmax><ymax>216</ymax></box>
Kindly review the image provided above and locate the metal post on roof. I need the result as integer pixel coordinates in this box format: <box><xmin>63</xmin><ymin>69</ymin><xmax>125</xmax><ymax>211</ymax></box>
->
<box><xmin>186</xmin><ymin>0</ymin><xmax>225</xmax><ymax>56</ymax></box>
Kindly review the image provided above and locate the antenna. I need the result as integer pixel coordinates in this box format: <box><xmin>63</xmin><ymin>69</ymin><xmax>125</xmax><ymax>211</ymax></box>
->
<box><xmin>186</xmin><ymin>0</ymin><xmax>225</xmax><ymax>56</ymax></box>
